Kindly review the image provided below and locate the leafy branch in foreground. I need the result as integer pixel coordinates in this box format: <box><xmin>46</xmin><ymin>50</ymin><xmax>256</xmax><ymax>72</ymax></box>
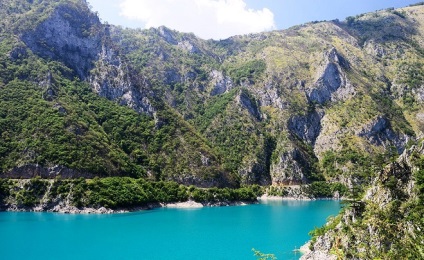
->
<box><xmin>252</xmin><ymin>248</ymin><xmax>277</xmax><ymax>260</ymax></box>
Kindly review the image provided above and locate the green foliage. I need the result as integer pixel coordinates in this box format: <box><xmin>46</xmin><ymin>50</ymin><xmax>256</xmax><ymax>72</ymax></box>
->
<box><xmin>226</xmin><ymin>60</ymin><xmax>266</xmax><ymax>85</ymax></box>
<box><xmin>346</xmin><ymin>16</ymin><xmax>356</xmax><ymax>26</ymax></box>
<box><xmin>319</xmin><ymin>141</ymin><xmax>406</xmax><ymax>187</ymax></box>
<box><xmin>252</xmin><ymin>248</ymin><xmax>277</xmax><ymax>260</ymax></box>
<box><xmin>0</xmin><ymin>79</ymin><xmax>147</xmax><ymax>176</ymax></box>
<box><xmin>49</xmin><ymin>178</ymin><xmax>72</xmax><ymax>198</ymax></box>
<box><xmin>266</xmin><ymin>186</ymin><xmax>288</xmax><ymax>197</ymax></box>
<box><xmin>85</xmin><ymin>178</ymin><xmax>189</xmax><ymax>208</ymax></box>
<box><xmin>16</xmin><ymin>177</ymin><xmax>48</xmax><ymax>206</ymax></box>
<box><xmin>192</xmin><ymin>89</ymin><xmax>238</xmax><ymax>132</ymax></box>
<box><xmin>191</xmin><ymin>185</ymin><xmax>262</xmax><ymax>203</ymax></box>
<box><xmin>309</xmin><ymin>214</ymin><xmax>342</xmax><ymax>247</ymax></box>
<box><xmin>308</xmin><ymin>146</ymin><xmax>424</xmax><ymax>259</ymax></box>
<box><xmin>305</xmin><ymin>182</ymin><xmax>348</xmax><ymax>198</ymax></box>
<box><xmin>0</xmin><ymin>42</ymin><xmax>225</xmax><ymax>182</ymax></box>
<box><xmin>2</xmin><ymin>178</ymin><xmax>264</xmax><ymax>209</ymax></box>
<box><xmin>392</xmin><ymin>10</ymin><xmax>406</xmax><ymax>19</ymax></box>
<box><xmin>320</xmin><ymin>148</ymin><xmax>376</xmax><ymax>181</ymax></box>
<box><xmin>397</xmin><ymin>61</ymin><xmax>424</xmax><ymax>89</ymax></box>
<box><xmin>413</xmin><ymin>155</ymin><xmax>424</xmax><ymax>202</ymax></box>
<box><xmin>0</xmin><ymin>0</ymin><xmax>99</xmax><ymax>35</ymax></box>
<box><xmin>193</xmin><ymin>89</ymin><xmax>268</xmax><ymax>174</ymax></box>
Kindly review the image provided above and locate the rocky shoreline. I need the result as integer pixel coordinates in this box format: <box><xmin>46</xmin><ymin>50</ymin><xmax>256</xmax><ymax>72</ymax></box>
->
<box><xmin>0</xmin><ymin>199</ymin><xmax>258</xmax><ymax>214</ymax></box>
<box><xmin>299</xmin><ymin>240</ymin><xmax>337</xmax><ymax>260</ymax></box>
<box><xmin>0</xmin><ymin>193</ymin><xmax>342</xmax><ymax>214</ymax></box>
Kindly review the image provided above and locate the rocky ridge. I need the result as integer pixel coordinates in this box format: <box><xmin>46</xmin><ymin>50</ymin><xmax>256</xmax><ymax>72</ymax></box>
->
<box><xmin>0</xmin><ymin>1</ymin><xmax>424</xmax><ymax>189</ymax></box>
<box><xmin>301</xmin><ymin>143</ymin><xmax>424</xmax><ymax>259</ymax></box>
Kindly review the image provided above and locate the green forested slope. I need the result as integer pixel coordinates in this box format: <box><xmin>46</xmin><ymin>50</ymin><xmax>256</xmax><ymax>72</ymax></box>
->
<box><xmin>0</xmin><ymin>0</ymin><xmax>232</xmax><ymax>187</ymax></box>
<box><xmin>1</xmin><ymin>1</ymin><xmax>424</xmax><ymax>257</ymax></box>
<box><xmin>1</xmin><ymin>0</ymin><xmax>424</xmax><ymax>191</ymax></box>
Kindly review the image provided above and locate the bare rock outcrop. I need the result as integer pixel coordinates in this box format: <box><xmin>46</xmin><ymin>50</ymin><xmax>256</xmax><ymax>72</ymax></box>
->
<box><xmin>288</xmin><ymin>110</ymin><xmax>324</xmax><ymax>145</ymax></box>
<box><xmin>235</xmin><ymin>90</ymin><xmax>262</xmax><ymax>121</ymax></box>
<box><xmin>356</xmin><ymin>116</ymin><xmax>410</xmax><ymax>153</ymax></box>
<box><xmin>90</xmin><ymin>44</ymin><xmax>155</xmax><ymax>115</ymax></box>
<box><xmin>256</xmin><ymin>82</ymin><xmax>287</xmax><ymax>109</ymax></box>
<box><xmin>1</xmin><ymin>164</ymin><xmax>95</xmax><ymax>179</ymax></box>
<box><xmin>271</xmin><ymin>148</ymin><xmax>311</xmax><ymax>185</ymax></box>
<box><xmin>238</xmin><ymin>152</ymin><xmax>272</xmax><ymax>186</ymax></box>
<box><xmin>210</xmin><ymin>70</ymin><xmax>233</xmax><ymax>96</ymax></box>
<box><xmin>307</xmin><ymin>48</ymin><xmax>355</xmax><ymax>104</ymax></box>
<box><xmin>21</xmin><ymin>4</ymin><xmax>102</xmax><ymax>79</ymax></box>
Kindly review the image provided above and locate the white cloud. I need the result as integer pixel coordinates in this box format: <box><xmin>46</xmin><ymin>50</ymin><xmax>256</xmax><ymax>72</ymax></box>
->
<box><xmin>119</xmin><ymin>0</ymin><xmax>276</xmax><ymax>40</ymax></box>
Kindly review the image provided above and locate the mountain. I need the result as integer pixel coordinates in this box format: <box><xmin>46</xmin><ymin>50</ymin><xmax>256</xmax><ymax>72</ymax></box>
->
<box><xmin>2</xmin><ymin>0</ymin><xmax>423</xmax><ymax>190</ymax></box>
<box><xmin>0</xmin><ymin>0</ymin><xmax>236</xmax><ymax>187</ymax></box>
<box><xmin>1</xmin><ymin>0</ymin><xmax>424</xmax><ymax>257</ymax></box>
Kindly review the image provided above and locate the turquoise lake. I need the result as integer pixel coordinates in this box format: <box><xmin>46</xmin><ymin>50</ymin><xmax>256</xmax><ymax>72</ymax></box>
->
<box><xmin>0</xmin><ymin>200</ymin><xmax>341</xmax><ymax>260</ymax></box>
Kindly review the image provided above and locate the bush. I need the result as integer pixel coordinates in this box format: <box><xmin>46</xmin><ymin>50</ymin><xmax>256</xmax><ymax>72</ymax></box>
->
<box><xmin>305</xmin><ymin>182</ymin><xmax>348</xmax><ymax>198</ymax></box>
<box><xmin>190</xmin><ymin>185</ymin><xmax>263</xmax><ymax>203</ymax></box>
<box><xmin>3</xmin><ymin>176</ymin><xmax>265</xmax><ymax>209</ymax></box>
<box><xmin>16</xmin><ymin>177</ymin><xmax>48</xmax><ymax>206</ymax></box>
<box><xmin>226</xmin><ymin>60</ymin><xmax>266</xmax><ymax>85</ymax></box>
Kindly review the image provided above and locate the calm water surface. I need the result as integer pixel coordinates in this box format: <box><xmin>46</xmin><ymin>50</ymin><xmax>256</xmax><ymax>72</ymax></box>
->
<box><xmin>0</xmin><ymin>200</ymin><xmax>341</xmax><ymax>260</ymax></box>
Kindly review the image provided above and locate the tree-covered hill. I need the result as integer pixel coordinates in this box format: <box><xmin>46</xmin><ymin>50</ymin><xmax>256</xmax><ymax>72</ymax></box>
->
<box><xmin>1</xmin><ymin>0</ymin><xmax>424</xmax><ymax>191</ymax></box>
<box><xmin>1</xmin><ymin>1</ymin><xmax>424</xmax><ymax>257</ymax></box>
<box><xmin>0</xmin><ymin>0</ymin><xmax>235</xmax><ymax>187</ymax></box>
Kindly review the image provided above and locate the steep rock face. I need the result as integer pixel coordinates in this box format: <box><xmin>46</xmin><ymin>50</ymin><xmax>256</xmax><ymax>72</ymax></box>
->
<box><xmin>238</xmin><ymin>159</ymin><xmax>271</xmax><ymax>186</ymax></box>
<box><xmin>17</xmin><ymin>2</ymin><xmax>157</xmax><ymax>116</ymax></box>
<box><xmin>364</xmin><ymin>145</ymin><xmax>418</xmax><ymax>206</ymax></box>
<box><xmin>21</xmin><ymin>4</ymin><xmax>102</xmax><ymax>78</ymax></box>
<box><xmin>238</xmin><ymin>137</ymin><xmax>274</xmax><ymax>186</ymax></box>
<box><xmin>210</xmin><ymin>70</ymin><xmax>233</xmax><ymax>96</ymax></box>
<box><xmin>301</xmin><ymin>234</ymin><xmax>337</xmax><ymax>260</ymax></box>
<box><xmin>356</xmin><ymin>116</ymin><xmax>409</xmax><ymax>153</ymax></box>
<box><xmin>256</xmin><ymin>82</ymin><xmax>287</xmax><ymax>109</ymax></box>
<box><xmin>177</xmin><ymin>40</ymin><xmax>199</xmax><ymax>53</ymax></box>
<box><xmin>158</xmin><ymin>26</ymin><xmax>200</xmax><ymax>54</ymax></box>
<box><xmin>307</xmin><ymin>48</ymin><xmax>354</xmax><ymax>104</ymax></box>
<box><xmin>90</xmin><ymin>43</ymin><xmax>155</xmax><ymax>115</ymax></box>
<box><xmin>270</xmin><ymin>145</ymin><xmax>313</xmax><ymax>185</ymax></box>
<box><xmin>157</xmin><ymin>26</ymin><xmax>179</xmax><ymax>45</ymax></box>
<box><xmin>2</xmin><ymin>164</ymin><xmax>94</xmax><ymax>179</ymax></box>
<box><xmin>2</xmin><ymin>0</ymin><xmax>424</xmax><ymax>191</ymax></box>
<box><xmin>288</xmin><ymin>110</ymin><xmax>324</xmax><ymax>145</ymax></box>
<box><xmin>416</xmin><ymin>112</ymin><xmax>424</xmax><ymax>135</ymax></box>
<box><xmin>413</xmin><ymin>86</ymin><xmax>424</xmax><ymax>103</ymax></box>
<box><xmin>235</xmin><ymin>90</ymin><xmax>262</xmax><ymax>121</ymax></box>
<box><xmin>313</xmin><ymin>114</ymin><xmax>345</xmax><ymax>157</ymax></box>
<box><xmin>169</xmin><ymin>170</ymin><xmax>235</xmax><ymax>188</ymax></box>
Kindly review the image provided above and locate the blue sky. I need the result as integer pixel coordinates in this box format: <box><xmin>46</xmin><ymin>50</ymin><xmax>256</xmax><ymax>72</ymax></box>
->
<box><xmin>88</xmin><ymin>0</ymin><xmax>420</xmax><ymax>40</ymax></box>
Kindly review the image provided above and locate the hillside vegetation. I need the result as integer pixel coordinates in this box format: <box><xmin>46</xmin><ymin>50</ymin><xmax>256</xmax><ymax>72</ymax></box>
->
<box><xmin>1</xmin><ymin>0</ymin><xmax>424</xmax><ymax>188</ymax></box>
<box><xmin>1</xmin><ymin>0</ymin><xmax>423</xmax><ymax>185</ymax></box>
<box><xmin>1</xmin><ymin>1</ymin><xmax>424</xmax><ymax>257</ymax></box>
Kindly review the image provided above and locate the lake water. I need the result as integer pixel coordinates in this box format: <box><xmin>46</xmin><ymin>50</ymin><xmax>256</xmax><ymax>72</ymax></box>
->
<box><xmin>0</xmin><ymin>200</ymin><xmax>341</xmax><ymax>260</ymax></box>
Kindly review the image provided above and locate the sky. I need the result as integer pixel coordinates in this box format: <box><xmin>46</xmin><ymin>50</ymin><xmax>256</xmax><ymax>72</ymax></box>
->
<box><xmin>88</xmin><ymin>0</ymin><xmax>421</xmax><ymax>40</ymax></box>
